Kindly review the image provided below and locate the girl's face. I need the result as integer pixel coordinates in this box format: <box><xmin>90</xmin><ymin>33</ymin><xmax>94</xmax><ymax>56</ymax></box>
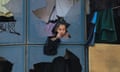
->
<box><xmin>56</xmin><ymin>24</ymin><xmax>66</xmax><ymax>35</ymax></box>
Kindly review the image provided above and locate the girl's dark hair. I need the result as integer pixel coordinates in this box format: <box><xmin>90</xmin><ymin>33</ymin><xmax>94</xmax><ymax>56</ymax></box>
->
<box><xmin>52</xmin><ymin>16</ymin><xmax>70</xmax><ymax>35</ymax></box>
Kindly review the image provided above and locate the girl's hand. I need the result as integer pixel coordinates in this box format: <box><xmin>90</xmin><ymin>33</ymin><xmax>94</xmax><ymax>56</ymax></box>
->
<box><xmin>51</xmin><ymin>33</ymin><xmax>62</xmax><ymax>41</ymax></box>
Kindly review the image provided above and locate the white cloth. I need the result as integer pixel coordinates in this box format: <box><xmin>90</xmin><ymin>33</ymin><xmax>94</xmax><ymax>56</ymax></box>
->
<box><xmin>0</xmin><ymin>0</ymin><xmax>10</xmax><ymax>13</ymax></box>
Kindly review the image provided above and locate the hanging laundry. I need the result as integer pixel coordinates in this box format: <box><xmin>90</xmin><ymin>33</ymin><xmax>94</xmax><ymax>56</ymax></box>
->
<box><xmin>30</xmin><ymin>49</ymin><xmax>82</xmax><ymax>72</ymax></box>
<box><xmin>86</xmin><ymin>0</ymin><xmax>119</xmax><ymax>45</ymax></box>
<box><xmin>95</xmin><ymin>8</ymin><xmax>117</xmax><ymax>43</ymax></box>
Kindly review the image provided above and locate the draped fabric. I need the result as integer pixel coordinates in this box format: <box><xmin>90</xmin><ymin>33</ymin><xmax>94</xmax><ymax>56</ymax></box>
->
<box><xmin>0</xmin><ymin>0</ymin><xmax>10</xmax><ymax>13</ymax></box>
<box><xmin>95</xmin><ymin>8</ymin><xmax>117</xmax><ymax>43</ymax></box>
<box><xmin>30</xmin><ymin>49</ymin><xmax>82</xmax><ymax>72</ymax></box>
<box><xmin>32</xmin><ymin>0</ymin><xmax>79</xmax><ymax>22</ymax></box>
<box><xmin>0</xmin><ymin>0</ymin><xmax>13</xmax><ymax>17</ymax></box>
<box><xmin>86</xmin><ymin>0</ymin><xmax>120</xmax><ymax>45</ymax></box>
<box><xmin>33</xmin><ymin>0</ymin><xmax>55</xmax><ymax>23</ymax></box>
<box><xmin>4</xmin><ymin>0</ymin><xmax>22</xmax><ymax>14</ymax></box>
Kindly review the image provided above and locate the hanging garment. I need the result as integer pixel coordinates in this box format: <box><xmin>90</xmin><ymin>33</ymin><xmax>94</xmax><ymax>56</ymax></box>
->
<box><xmin>64</xmin><ymin>49</ymin><xmax>82</xmax><ymax>72</ymax></box>
<box><xmin>52</xmin><ymin>49</ymin><xmax>82</xmax><ymax>72</ymax></box>
<box><xmin>30</xmin><ymin>49</ymin><xmax>82</xmax><ymax>72</ymax></box>
<box><xmin>95</xmin><ymin>8</ymin><xmax>117</xmax><ymax>43</ymax></box>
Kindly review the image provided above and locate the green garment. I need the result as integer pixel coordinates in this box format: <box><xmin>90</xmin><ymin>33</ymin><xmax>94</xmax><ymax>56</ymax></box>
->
<box><xmin>95</xmin><ymin>8</ymin><xmax>117</xmax><ymax>42</ymax></box>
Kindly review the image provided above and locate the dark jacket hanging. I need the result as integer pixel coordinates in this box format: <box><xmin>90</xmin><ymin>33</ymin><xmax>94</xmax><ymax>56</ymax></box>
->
<box><xmin>52</xmin><ymin>49</ymin><xmax>82</xmax><ymax>72</ymax></box>
<box><xmin>30</xmin><ymin>49</ymin><xmax>82</xmax><ymax>72</ymax></box>
<box><xmin>95</xmin><ymin>8</ymin><xmax>117</xmax><ymax>43</ymax></box>
<box><xmin>64</xmin><ymin>49</ymin><xmax>82</xmax><ymax>72</ymax></box>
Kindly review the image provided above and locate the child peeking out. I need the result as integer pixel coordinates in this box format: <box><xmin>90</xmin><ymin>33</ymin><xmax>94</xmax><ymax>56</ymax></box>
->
<box><xmin>44</xmin><ymin>16</ymin><xmax>71</xmax><ymax>55</ymax></box>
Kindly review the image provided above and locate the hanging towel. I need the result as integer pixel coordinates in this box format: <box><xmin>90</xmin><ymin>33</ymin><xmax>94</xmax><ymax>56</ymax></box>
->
<box><xmin>95</xmin><ymin>8</ymin><xmax>117</xmax><ymax>43</ymax></box>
